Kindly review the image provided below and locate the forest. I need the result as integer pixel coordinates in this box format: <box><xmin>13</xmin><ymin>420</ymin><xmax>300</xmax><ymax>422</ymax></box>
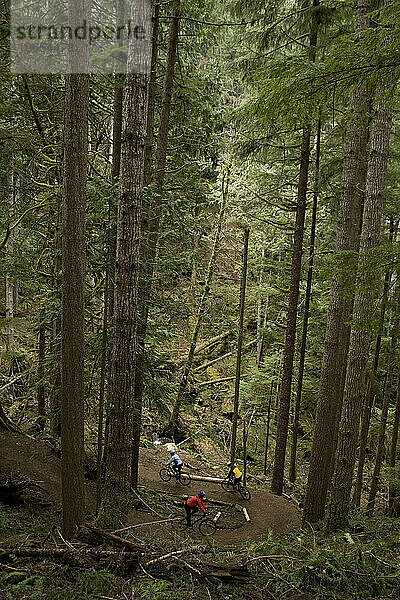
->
<box><xmin>1</xmin><ymin>0</ymin><xmax>400</xmax><ymax>598</ymax></box>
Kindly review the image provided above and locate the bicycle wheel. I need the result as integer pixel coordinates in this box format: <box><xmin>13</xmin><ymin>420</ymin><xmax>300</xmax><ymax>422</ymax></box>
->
<box><xmin>178</xmin><ymin>472</ymin><xmax>192</xmax><ymax>486</ymax></box>
<box><xmin>221</xmin><ymin>479</ymin><xmax>234</xmax><ymax>493</ymax></box>
<box><xmin>238</xmin><ymin>484</ymin><xmax>251</xmax><ymax>501</ymax></box>
<box><xmin>198</xmin><ymin>518</ymin><xmax>216</xmax><ymax>536</ymax></box>
<box><xmin>177</xmin><ymin>518</ymin><xmax>188</xmax><ymax>532</ymax></box>
<box><xmin>159</xmin><ymin>468</ymin><xmax>172</xmax><ymax>482</ymax></box>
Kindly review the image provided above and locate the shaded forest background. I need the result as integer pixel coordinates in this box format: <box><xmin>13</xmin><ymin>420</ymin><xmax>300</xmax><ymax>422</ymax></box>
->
<box><xmin>1</xmin><ymin>0</ymin><xmax>400</xmax><ymax>559</ymax></box>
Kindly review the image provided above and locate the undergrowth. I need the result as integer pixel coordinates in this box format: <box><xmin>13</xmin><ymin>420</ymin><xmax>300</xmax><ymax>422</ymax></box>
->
<box><xmin>1</xmin><ymin>500</ymin><xmax>400</xmax><ymax>599</ymax></box>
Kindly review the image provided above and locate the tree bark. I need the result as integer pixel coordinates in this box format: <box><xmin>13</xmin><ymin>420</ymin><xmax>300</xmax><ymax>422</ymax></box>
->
<box><xmin>230</xmin><ymin>227</ymin><xmax>250</xmax><ymax>464</ymax></box>
<box><xmin>256</xmin><ymin>249</ymin><xmax>266</xmax><ymax>366</ymax></box>
<box><xmin>353</xmin><ymin>268</ymin><xmax>390</xmax><ymax>507</ymax></box>
<box><xmin>289</xmin><ymin>114</ymin><xmax>321</xmax><ymax>484</ymax></box>
<box><xmin>97</xmin><ymin>0</ymin><xmax>128</xmax><ymax>508</ymax></box>
<box><xmin>263</xmin><ymin>378</ymin><xmax>274</xmax><ymax>475</ymax></box>
<box><xmin>130</xmin><ymin>0</ymin><xmax>176</xmax><ymax>487</ymax></box>
<box><xmin>389</xmin><ymin>356</ymin><xmax>400</xmax><ymax>514</ymax></box>
<box><xmin>327</xmin><ymin>62</ymin><xmax>396</xmax><ymax>530</ymax></box>
<box><xmin>98</xmin><ymin>11</ymin><xmax>152</xmax><ymax>524</ymax></box>
<box><xmin>5</xmin><ymin>167</ymin><xmax>15</xmax><ymax>352</ymax></box>
<box><xmin>389</xmin><ymin>361</ymin><xmax>400</xmax><ymax>469</ymax></box>
<box><xmin>61</xmin><ymin>0</ymin><xmax>89</xmax><ymax>537</ymax></box>
<box><xmin>271</xmin><ymin>124</ymin><xmax>312</xmax><ymax>494</ymax></box>
<box><xmin>367</xmin><ymin>293</ymin><xmax>400</xmax><ymax>516</ymax></box>
<box><xmin>271</xmin><ymin>2</ymin><xmax>320</xmax><ymax>495</ymax></box>
<box><xmin>302</xmin><ymin>0</ymin><xmax>378</xmax><ymax>526</ymax></box>
<box><xmin>96</xmin><ymin>281</ymin><xmax>109</xmax><ymax>512</ymax></box>
<box><xmin>37</xmin><ymin>320</ymin><xmax>46</xmax><ymax>424</ymax></box>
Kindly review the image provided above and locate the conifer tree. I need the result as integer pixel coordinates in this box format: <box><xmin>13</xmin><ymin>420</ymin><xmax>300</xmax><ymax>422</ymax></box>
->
<box><xmin>303</xmin><ymin>0</ymin><xmax>379</xmax><ymax>525</ymax></box>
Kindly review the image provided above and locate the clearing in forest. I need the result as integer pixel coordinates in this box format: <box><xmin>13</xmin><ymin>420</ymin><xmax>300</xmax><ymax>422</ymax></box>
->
<box><xmin>0</xmin><ymin>431</ymin><xmax>301</xmax><ymax>546</ymax></box>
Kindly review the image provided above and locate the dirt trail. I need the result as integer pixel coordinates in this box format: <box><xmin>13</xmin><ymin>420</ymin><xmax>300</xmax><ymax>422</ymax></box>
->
<box><xmin>132</xmin><ymin>446</ymin><xmax>301</xmax><ymax>545</ymax></box>
<box><xmin>0</xmin><ymin>431</ymin><xmax>301</xmax><ymax>545</ymax></box>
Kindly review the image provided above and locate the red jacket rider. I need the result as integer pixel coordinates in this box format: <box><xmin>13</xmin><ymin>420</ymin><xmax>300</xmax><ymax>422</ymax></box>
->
<box><xmin>185</xmin><ymin>492</ymin><xmax>207</xmax><ymax>526</ymax></box>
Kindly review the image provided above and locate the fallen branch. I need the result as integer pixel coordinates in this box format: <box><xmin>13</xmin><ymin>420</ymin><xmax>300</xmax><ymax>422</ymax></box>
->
<box><xmin>112</xmin><ymin>518</ymin><xmax>179</xmax><ymax>535</ymax></box>
<box><xmin>194</xmin><ymin>339</ymin><xmax>256</xmax><ymax>373</ymax></box>
<box><xmin>203</xmin><ymin>562</ymin><xmax>251</xmax><ymax>582</ymax></box>
<box><xmin>82</xmin><ymin>524</ymin><xmax>146</xmax><ymax>552</ymax></box>
<box><xmin>193</xmin><ymin>332</ymin><xmax>231</xmax><ymax>356</ymax></box>
<box><xmin>198</xmin><ymin>375</ymin><xmax>248</xmax><ymax>388</ymax></box>
<box><xmin>173</xmin><ymin>557</ymin><xmax>202</xmax><ymax>576</ymax></box>
<box><xmin>137</xmin><ymin>487</ymin><xmax>176</xmax><ymax>496</ymax></box>
<box><xmin>131</xmin><ymin>487</ymin><xmax>164</xmax><ymax>519</ymax></box>
<box><xmin>246</xmin><ymin>555</ymin><xmax>306</xmax><ymax>564</ymax></box>
<box><xmin>0</xmin><ymin>547</ymin><xmax>141</xmax><ymax>566</ymax></box>
<box><xmin>144</xmin><ymin>545</ymin><xmax>205</xmax><ymax>567</ymax></box>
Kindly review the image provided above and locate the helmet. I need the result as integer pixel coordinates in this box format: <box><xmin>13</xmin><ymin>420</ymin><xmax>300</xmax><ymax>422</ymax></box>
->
<box><xmin>198</xmin><ymin>491</ymin><xmax>206</xmax><ymax>498</ymax></box>
<box><xmin>227</xmin><ymin>461</ymin><xmax>231</xmax><ymax>466</ymax></box>
<box><xmin>169</xmin><ymin>449</ymin><xmax>175</xmax><ymax>455</ymax></box>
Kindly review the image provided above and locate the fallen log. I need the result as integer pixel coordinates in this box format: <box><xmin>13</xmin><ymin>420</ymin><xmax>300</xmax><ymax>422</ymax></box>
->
<box><xmin>204</xmin><ymin>562</ymin><xmax>251</xmax><ymax>582</ymax></box>
<box><xmin>193</xmin><ymin>339</ymin><xmax>256</xmax><ymax>373</ymax></box>
<box><xmin>193</xmin><ymin>332</ymin><xmax>231</xmax><ymax>356</ymax></box>
<box><xmin>242</xmin><ymin>507</ymin><xmax>250</xmax><ymax>522</ymax></box>
<box><xmin>198</xmin><ymin>375</ymin><xmax>248</xmax><ymax>388</ymax></box>
<box><xmin>0</xmin><ymin>547</ymin><xmax>140</xmax><ymax>568</ymax></box>
<box><xmin>112</xmin><ymin>518</ymin><xmax>179</xmax><ymax>535</ymax></box>
<box><xmin>137</xmin><ymin>487</ymin><xmax>176</xmax><ymax>496</ymax></box>
<box><xmin>144</xmin><ymin>545</ymin><xmax>205</xmax><ymax>567</ymax></box>
<box><xmin>82</xmin><ymin>523</ymin><xmax>146</xmax><ymax>552</ymax></box>
<box><xmin>189</xmin><ymin>475</ymin><xmax>224</xmax><ymax>483</ymax></box>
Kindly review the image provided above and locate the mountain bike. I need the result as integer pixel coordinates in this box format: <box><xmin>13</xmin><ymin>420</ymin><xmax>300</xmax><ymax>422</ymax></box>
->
<box><xmin>221</xmin><ymin>477</ymin><xmax>251</xmax><ymax>501</ymax></box>
<box><xmin>159</xmin><ymin>465</ymin><xmax>192</xmax><ymax>486</ymax></box>
<box><xmin>177</xmin><ymin>512</ymin><xmax>217</xmax><ymax>536</ymax></box>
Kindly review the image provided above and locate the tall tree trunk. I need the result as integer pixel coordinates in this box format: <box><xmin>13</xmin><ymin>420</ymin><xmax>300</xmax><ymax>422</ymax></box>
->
<box><xmin>37</xmin><ymin>320</ymin><xmax>46</xmax><ymax>425</ymax></box>
<box><xmin>5</xmin><ymin>168</ymin><xmax>15</xmax><ymax>352</ymax></box>
<box><xmin>50</xmin><ymin>197</ymin><xmax>62</xmax><ymax>438</ymax></box>
<box><xmin>271</xmin><ymin>2</ymin><xmax>319</xmax><ymax>495</ymax></box>
<box><xmin>327</xmin><ymin>64</ymin><xmax>395</xmax><ymax>530</ymax></box>
<box><xmin>230</xmin><ymin>226</ymin><xmax>250</xmax><ymax>464</ymax></box>
<box><xmin>130</xmin><ymin>0</ymin><xmax>177</xmax><ymax>486</ymax></box>
<box><xmin>302</xmin><ymin>0</ymin><xmax>378</xmax><ymax>526</ymax></box>
<box><xmin>271</xmin><ymin>124</ymin><xmax>312</xmax><ymax>494</ymax></box>
<box><xmin>289</xmin><ymin>114</ymin><xmax>321</xmax><ymax>484</ymax></box>
<box><xmin>61</xmin><ymin>0</ymin><xmax>89</xmax><ymax>538</ymax></box>
<box><xmin>389</xmin><ymin>357</ymin><xmax>400</xmax><ymax>514</ymax></box>
<box><xmin>97</xmin><ymin>0</ymin><xmax>127</xmax><ymax>507</ymax></box>
<box><xmin>98</xmin><ymin>10</ymin><xmax>152</xmax><ymax>525</ymax></box>
<box><xmin>169</xmin><ymin>173</ymin><xmax>229</xmax><ymax>432</ymax></box>
<box><xmin>389</xmin><ymin>363</ymin><xmax>400</xmax><ymax>469</ymax></box>
<box><xmin>353</xmin><ymin>268</ymin><xmax>390</xmax><ymax>507</ymax></box>
<box><xmin>96</xmin><ymin>282</ymin><xmax>109</xmax><ymax>512</ymax></box>
<box><xmin>256</xmin><ymin>249</ymin><xmax>266</xmax><ymax>366</ymax></box>
<box><xmin>101</xmin><ymin>0</ymin><xmax>127</xmax><ymax>482</ymax></box>
<box><xmin>367</xmin><ymin>293</ymin><xmax>400</xmax><ymax>516</ymax></box>
<box><xmin>263</xmin><ymin>377</ymin><xmax>274</xmax><ymax>475</ymax></box>
<box><xmin>130</xmin><ymin>2</ymin><xmax>160</xmax><ymax>489</ymax></box>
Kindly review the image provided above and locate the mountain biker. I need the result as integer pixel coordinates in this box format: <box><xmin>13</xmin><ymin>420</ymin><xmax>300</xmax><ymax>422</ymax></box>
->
<box><xmin>184</xmin><ymin>491</ymin><xmax>207</xmax><ymax>527</ymax></box>
<box><xmin>166</xmin><ymin>449</ymin><xmax>183</xmax><ymax>478</ymax></box>
<box><xmin>227</xmin><ymin>461</ymin><xmax>242</xmax><ymax>486</ymax></box>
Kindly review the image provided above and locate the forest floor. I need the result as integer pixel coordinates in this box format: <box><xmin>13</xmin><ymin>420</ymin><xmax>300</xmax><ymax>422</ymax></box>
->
<box><xmin>2</xmin><ymin>431</ymin><xmax>400</xmax><ymax>600</ymax></box>
<box><xmin>0</xmin><ymin>430</ymin><xmax>300</xmax><ymax>546</ymax></box>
